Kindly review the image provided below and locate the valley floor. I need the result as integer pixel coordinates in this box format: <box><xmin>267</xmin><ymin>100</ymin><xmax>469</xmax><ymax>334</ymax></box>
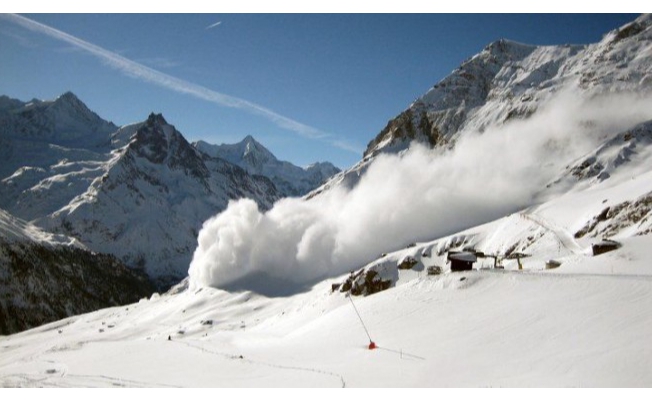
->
<box><xmin>2</xmin><ymin>238</ymin><xmax>651</xmax><ymax>387</ymax></box>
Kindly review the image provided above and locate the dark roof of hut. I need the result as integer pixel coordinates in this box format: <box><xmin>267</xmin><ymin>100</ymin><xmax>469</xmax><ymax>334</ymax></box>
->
<box><xmin>448</xmin><ymin>251</ymin><xmax>477</xmax><ymax>263</ymax></box>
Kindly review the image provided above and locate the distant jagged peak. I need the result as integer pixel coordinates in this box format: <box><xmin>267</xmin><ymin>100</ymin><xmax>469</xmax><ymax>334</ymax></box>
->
<box><xmin>56</xmin><ymin>90</ymin><xmax>82</xmax><ymax>103</ymax></box>
<box><xmin>305</xmin><ymin>161</ymin><xmax>339</xmax><ymax>174</ymax></box>
<box><xmin>0</xmin><ymin>91</ymin><xmax>117</xmax><ymax>145</ymax></box>
<box><xmin>137</xmin><ymin>112</ymin><xmax>180</xmax><ymax>145</ymax></box>
<box><xmin>242</xmin><ymin>134</ymin><xmax>256</xmax><ymax>143</ymax></box>
<box><xmin>41</xmin><ymin>91</ymin><xmax>116</xmax><ymax>133</ymax></box>
<box><xmin>240</xmin><ymin>134</ymin><xmax>269</xmax><ymax>150</ymax></box>
<box><xmin>202</xmin><ymin>134</ymin><xmax>278</xmax><ymax>165</ymax></box>
<box><xmin>192</xmin><ymin>136</ymin><xmax>340</xmax><ymax>197</ymax></box>
<box><xmin>241</xmin><ymin>135</ymin><xmax>275</xmax><ymax>160</ymax></box>
<box><xmin>125</xmin><ymin>112</ymin><xmax>209</xmax><ymax>180</ymax></box>
<box><xmin>134</xmin><ymin>112</ymin><xmax>183</xmax><ymax>148</ymax></box>
<box><xmin>146</xmin><ymin>112</ymin><xmax>169</xmax><ymax>127</ymax></box>
<box><xmin>51</xmin><ymin>91</ymin><xmax>95</xmax><ymax>114</ymax></box>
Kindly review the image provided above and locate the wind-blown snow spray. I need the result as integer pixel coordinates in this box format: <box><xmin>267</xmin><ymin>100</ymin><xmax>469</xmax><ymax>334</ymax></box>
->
<box><xmin>189</xmin><ymin>91</ymin><xmax>652</xmax><ymax>293</ymax></box>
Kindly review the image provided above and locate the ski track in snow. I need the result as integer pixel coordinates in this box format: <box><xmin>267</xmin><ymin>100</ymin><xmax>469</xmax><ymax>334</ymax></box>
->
<box><xmin>1</xmin><ymin>372</ymin><xmax>178</xmax><ymax>388</ymax></box>
<box><xmin>178</xmin><ymin>340</ymin><xmax>347</xmax><ymax>388</ymax></box>
<box><xmin>520</xmin><ymin>212</ymin><xmax>585</xmax><ymax>255</ymax></box>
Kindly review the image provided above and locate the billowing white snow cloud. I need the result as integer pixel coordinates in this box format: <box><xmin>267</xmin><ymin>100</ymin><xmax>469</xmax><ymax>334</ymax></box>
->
<box><xmin>189</xmin><ymin>91</ymin><xmax>652</xmax><ymax>293</ymax></box>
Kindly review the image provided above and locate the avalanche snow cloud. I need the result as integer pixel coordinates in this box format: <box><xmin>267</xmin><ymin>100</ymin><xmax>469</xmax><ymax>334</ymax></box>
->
<box><xmin>189</xmin><ymin>91</ymin><xmax>652</xmax><ymax>293</ymax></box>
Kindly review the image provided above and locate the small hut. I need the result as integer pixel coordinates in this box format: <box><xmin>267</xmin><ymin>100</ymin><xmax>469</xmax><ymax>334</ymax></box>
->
<box><xmin>592</xmin><ymin>239</ymin><xmax>621</xmax><ymax>256</ymax></box>
<box><xmin>448</xmin><ymin>251</ymin><xmax>477</xmax><ymax>272</ymax></box>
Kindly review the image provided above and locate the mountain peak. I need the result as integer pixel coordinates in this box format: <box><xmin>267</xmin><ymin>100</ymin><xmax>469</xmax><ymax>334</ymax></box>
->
<box><xmin>242</xmin><ymin>136</ymin><xmax>270</xmax><ymax>157</ymax></box>
<box><xmin>53</xmin><ymin>91</ymin><xmax>88</xmax><ymax>110</ymax></box>
<box><xmin>192</xmin><ymin>137</ymin><xmax>340</xmax><ymax>197</ymax></box>
<box><xmin>146</xmin><ymin>112</ymin><xmax>168</xmax><ymax>126</ymax></box>
<box><xmin>58</xmin><ymin>91</ymin><xmax>80</xmax><ymax>101</ymax></box>
<box><xmin>52</xmin><ymin>91</ymin><xmax>87</xmax><ymax>109</ymax></box>
<box><xmin>364</xmin><ymin>17</ymin><xmax>652</xmax><ymax>159</ymax></box>
<box><xmin>481</xmin><ymin>38</ymin><xmax>537</xmax><ymax>60</ymax></box>
<box><xmin>0</xmin><ymin>92</ymin><xmax>117</xmax><ymax>147</ymax></box>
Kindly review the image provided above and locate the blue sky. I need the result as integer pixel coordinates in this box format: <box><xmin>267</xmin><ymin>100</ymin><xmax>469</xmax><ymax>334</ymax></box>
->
<box><xmin>0</xmin><ymin>13</ymin><xmax>639</xmax><ymax>168</ymax></box>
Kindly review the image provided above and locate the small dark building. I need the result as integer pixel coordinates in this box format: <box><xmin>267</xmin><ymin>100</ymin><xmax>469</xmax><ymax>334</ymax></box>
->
<box><xmin>592</xmin><ymin>239</ymin><xmax>621</xmax><ymax>256</ymax></box>
<box><xmin>448</xmin><ymin>251</ymin><xmax>477</xmax><ymax>272</ymax></box>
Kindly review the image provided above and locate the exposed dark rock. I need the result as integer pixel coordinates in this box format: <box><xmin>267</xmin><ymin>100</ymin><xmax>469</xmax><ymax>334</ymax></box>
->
<box><xmin>614</xmin><ymin>21</ymin><xmax>646</xmax><ymax>42</ymax></box>
<box><xmin>574</xmin><ymin>192</ymin><xmax>652</xmax><ymax>239</ymax></box>
<box><xmin>397</xmin><ymin>256</ymin><xmax>418</xmax><ymax>270</ymax></box>
<box><xmin>338</xmin><ymin>269</ymin><xmax>393</xmax><ymax>296</ymax></box>
<box><xmin>0</xmin><ymin>238</ymin><xmax>155</xmax><ymax>335</ymax></box>
<box><xmin>427</xmin><ymin>266</ymin><xmax>443</xmax><ymax>275</ymax></box>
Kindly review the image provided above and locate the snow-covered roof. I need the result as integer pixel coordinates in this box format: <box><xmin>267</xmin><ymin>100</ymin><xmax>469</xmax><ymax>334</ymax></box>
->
<box><xmin>448</xmin><ymin>251</ymin><xmax>477</xmax><ymax>262</ymax></box>
<box><xmin>593</xmin><ymin>239</ymin><xmax>621</xmax><ymax>247</ymax></box>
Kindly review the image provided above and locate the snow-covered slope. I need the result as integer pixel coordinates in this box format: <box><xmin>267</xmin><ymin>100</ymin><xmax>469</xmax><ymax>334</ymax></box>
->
<box><xmin>548</xmin><ymin>119</ymin><xmax>652</xmax><ymax>193</ymax></box>
<box><xmin>0</xmin><ymin>208</ymin><xmax>80</xmax><ymax>247</ymax></box>
<box><xmin>194</xmin><ymin>136</ymin><xmax>340</xmax><ymax>197</ymax></box>
<box><xmin>3</xmin><ymin>137</ymin><xmax>652</xmax><ymax>385</ymax></box>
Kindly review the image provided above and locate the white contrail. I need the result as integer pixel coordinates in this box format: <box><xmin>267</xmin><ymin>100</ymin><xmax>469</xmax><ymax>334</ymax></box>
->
<box><xmin>2</xmin><ymin>14</ymin><xmax>361</xmax><ymax>153</ymax></box>
<box><xmin>206</xmin><ymin>21</ymin><xmax>222</xmax><ymax>29</ymax></box>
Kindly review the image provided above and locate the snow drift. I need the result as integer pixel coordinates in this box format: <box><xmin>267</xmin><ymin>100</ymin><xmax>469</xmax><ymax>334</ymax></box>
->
<box><xmin>189</xmin><ymin>91</ymin><xmax>652</xmax><ymax>293</ymax></box>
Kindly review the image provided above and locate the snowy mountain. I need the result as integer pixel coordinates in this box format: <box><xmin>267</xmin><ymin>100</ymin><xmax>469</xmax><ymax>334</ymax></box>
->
<box><xmin>0</xmin><ymin>91</ymin><xmax>117</xmax><ymax>146</ymax></box>
<box><xmin>0</xmin><ymin>94</ymin><xmax>286</xmax><ymax>286</ymax></box>
<box><xmin>311</xmin><ymin>14</ymin><xmax>652</xmax><ymax>197</ymax></box>
<box><xmin>3</xmin><ymin>16</ymin><xmax>652</xmax><ymax>387</ymax></box>
<box><xmin>0</xmin><ymin>92</ymin><xmax>117</xmax><ymax>180</ymax></box>
<box><xmin>365</xmin><ymin>15</ymin><xmax>652</xmax><ymax>158</ymax></box>
<box><xmin>0</xmin><ymin>208</ymin><xmax>154</xmax><ymax>335</ymax></box>
<box><xmin>194</xmin><ymin>136</ymin><xmax>340</xmax><ymax>197</ymax></box>
<box><xmin>42</xmin><ymin>113</ymin><xmax>280</xmax><ymax>285</ymax></box>
<box><xmin>0</xmin><ymin>93</ymin><xmax>339</xmax><ymax>285</ymax></box>
<box><xmin>0</xmin><ymin>92</ymin><xmax>119</xmax><ymax>221</ymax></box>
